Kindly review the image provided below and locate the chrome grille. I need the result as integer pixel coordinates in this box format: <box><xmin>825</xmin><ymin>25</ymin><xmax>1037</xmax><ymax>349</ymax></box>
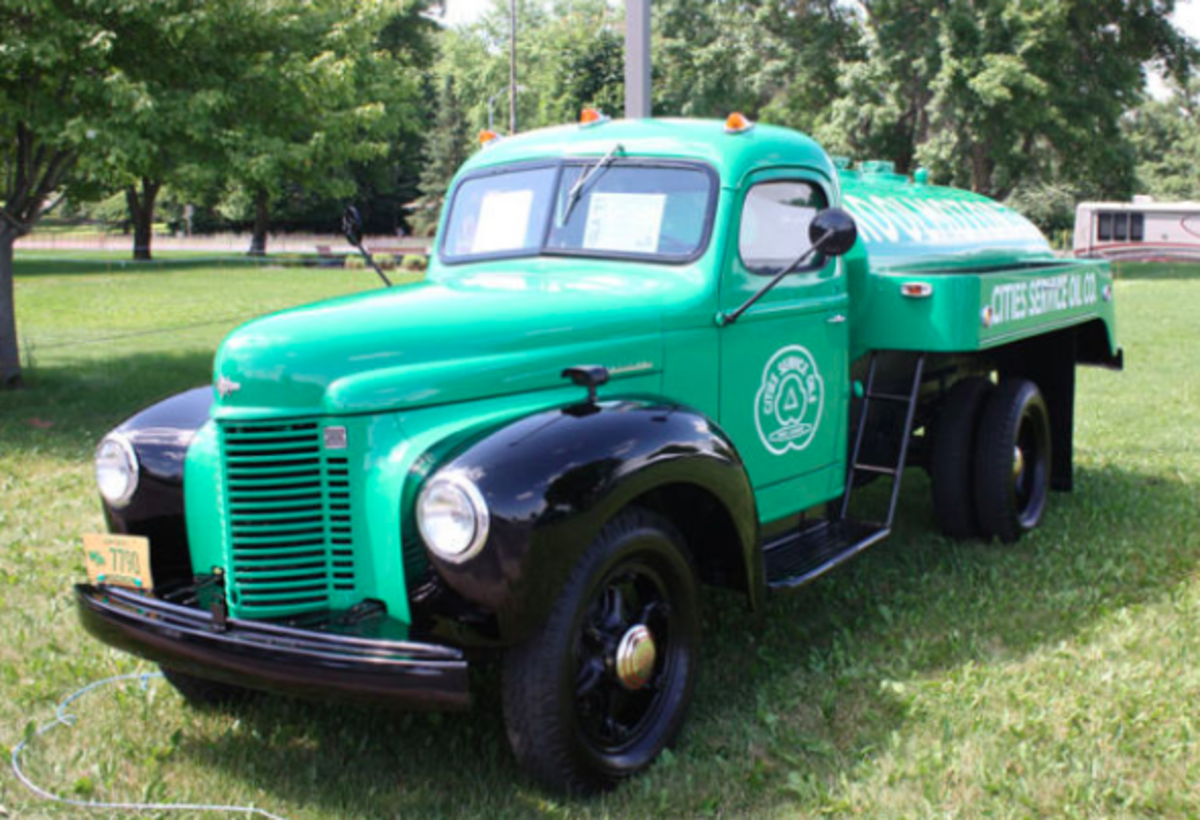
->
<box><xmin>221</xmin><ymin>419</ymin><xmax>357</xmax><ymax>616</ymax></box>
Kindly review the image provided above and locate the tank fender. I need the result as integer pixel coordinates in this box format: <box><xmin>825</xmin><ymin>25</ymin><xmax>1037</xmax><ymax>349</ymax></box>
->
<box><xmin>422</xmin><ymin>399</ymin><xmax>762</xmax><ymax>644</ymax></box>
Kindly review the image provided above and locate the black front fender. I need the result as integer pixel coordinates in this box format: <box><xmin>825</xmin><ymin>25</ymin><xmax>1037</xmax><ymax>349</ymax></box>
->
<box><xmin>425</xmin><ymin>399</ymin><xmax>761</xmax><ymax>644</ymax></box>
<box><xmin>105</xmin><ymin>386</ymin><xmax>213</xmax><ymax>588</ymax></box>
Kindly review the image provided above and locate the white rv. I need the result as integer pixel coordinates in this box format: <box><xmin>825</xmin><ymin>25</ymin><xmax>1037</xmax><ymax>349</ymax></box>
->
<box><xmin>1074</xmin><ymin>199</ymin><xmax>1200</xmax><ymax>261</ymax></box>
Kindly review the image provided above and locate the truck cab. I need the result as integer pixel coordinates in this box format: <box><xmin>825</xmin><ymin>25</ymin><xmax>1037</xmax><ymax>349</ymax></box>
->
<box><xmin>78</xmin><ymin>114</ymin><xmax>1121</xmax><ymax>795</ymax></box>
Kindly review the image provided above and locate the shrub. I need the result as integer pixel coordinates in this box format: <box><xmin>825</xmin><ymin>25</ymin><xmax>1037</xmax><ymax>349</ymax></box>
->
<box><xmin>344</xmin><ymin>255</ymin><xmax>365</xmax><ymax>270</ymax></box>
<box><xmin>401</xmin><ymin>254</ymin><xmax>428</xmax><ymax>271</ymax></box>
<box><xmin>373</xmin><ymin>253</ymin><xmax>396</xmax><ymax>270</ymax></box>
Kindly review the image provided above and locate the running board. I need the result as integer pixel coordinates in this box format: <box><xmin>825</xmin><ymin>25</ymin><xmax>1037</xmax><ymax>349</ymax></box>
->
<box><xmin>764</xmin><ymin>519</ymin><xmax>890</xmax><ymax>591</ymax></box>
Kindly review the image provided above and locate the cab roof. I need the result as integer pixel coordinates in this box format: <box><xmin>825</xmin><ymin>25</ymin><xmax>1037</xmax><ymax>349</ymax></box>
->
<box><xmin>458</xmin><ymin>117</ymin><xmax>837</xmax><ymax>189</ymax></box>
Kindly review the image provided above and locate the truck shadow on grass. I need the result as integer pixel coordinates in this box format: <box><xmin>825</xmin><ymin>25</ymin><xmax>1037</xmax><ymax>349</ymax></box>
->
<box><xmin>174</xmin><ymin>465</ymin><xmax>1198</xmax><ymax>819</ymax></box>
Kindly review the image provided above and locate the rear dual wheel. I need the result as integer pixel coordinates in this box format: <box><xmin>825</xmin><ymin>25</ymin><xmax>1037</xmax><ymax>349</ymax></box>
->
<box><xmin>973</xmin><ymin>379</ymin><xmax>1052</xmax><ymax>543</ymax></box>
<box><xmin>502</xmin><ymin>508</ymin><xmax>699</xmax><ymax>794</ymax></box>
<box><xmin>931</xmin><ymin>377</ymin><xmax>1051</xmax><ymax>543</ymax></box>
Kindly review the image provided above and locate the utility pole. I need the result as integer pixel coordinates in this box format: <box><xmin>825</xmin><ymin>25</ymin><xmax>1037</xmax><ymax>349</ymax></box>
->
<box><xmin>625</xmin><ymin>0</ymin><xmax>651</xmax><ymax>119</ymax></box>
<box><xmin>509</xmin><ymin>0</ymin><xmax>518</xmax><ymax>133</ymax></box>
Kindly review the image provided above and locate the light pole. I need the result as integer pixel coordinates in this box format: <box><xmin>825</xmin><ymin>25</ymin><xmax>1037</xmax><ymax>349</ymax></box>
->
<box><xmin>509</xmin><ymin>0</ymin><xmax>518</xmax><ymax>133</ymax></box>
<box><xmin>625</xmin><ymin>0</ymin><xmax>651</xmax><ymax>119</ymax></box>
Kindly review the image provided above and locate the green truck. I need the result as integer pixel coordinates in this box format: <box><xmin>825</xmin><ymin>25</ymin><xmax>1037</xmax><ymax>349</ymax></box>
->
<box><xmin>79</xmin><ymin>114</ymin><xmax>1122</xmax><ymax>794</ymax></box>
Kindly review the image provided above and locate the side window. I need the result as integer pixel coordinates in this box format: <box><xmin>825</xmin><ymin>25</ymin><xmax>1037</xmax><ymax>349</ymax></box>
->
<box><xmin>1097</xmin><ymin>212</ymin><xmax>1113</xmax><ymax>241</ymax></box>
<box><xmin>739</xmin><ymin>181</ymin><xmax>828</xmax><ymax>274</ymax></box>
<box><xmin>1131</xmin><ymin>212</ymin><xmax>1145</xmax><ymax>242</ymax></box>
<box><xmin>1113</xmin><ymin>213</ymin><xmax>1129</xmax><ymax>242</ymax></box>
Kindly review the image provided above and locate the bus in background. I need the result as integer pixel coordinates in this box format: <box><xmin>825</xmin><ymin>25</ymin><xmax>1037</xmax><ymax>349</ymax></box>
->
<box><xmin>1074</xmin><ymin>197</ymin><xmax>1200</xmax><ymax>261</ymax></box>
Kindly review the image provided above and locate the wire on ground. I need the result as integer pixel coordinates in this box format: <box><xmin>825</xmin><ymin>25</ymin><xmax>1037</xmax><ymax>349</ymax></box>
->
<box><xmin>10</xmin><ymin>671</ymin><xmax>292</xmax><ymax>820</ymax></box>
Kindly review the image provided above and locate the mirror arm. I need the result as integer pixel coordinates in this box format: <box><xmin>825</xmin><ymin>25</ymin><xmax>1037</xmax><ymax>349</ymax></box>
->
<box><xmin>350</xmin><ymin>237</ymin><xmax>393</xmax><ymax>288</ymax></box>
<box><xmin>717</xmin><ymin>229</ymin><xmax>832</xmax><ymax>327</ymax></box>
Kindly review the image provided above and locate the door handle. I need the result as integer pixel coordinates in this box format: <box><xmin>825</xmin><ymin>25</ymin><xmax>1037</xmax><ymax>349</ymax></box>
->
<box><xmin>827</xmin><ymin>314</ymin><xmax>847</xmax><ymax>324</ymax></box>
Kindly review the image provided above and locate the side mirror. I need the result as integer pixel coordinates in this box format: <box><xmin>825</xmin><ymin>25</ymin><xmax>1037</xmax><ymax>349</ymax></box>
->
<box><xmin>342</xmin><ymin>205</ymin><xmax>364</xmax><ymax>248</ymax></box>
<box><xmin>809</xmin><ymin>208</ymin><xmax>857</xmax><ymax>257</ymax></box>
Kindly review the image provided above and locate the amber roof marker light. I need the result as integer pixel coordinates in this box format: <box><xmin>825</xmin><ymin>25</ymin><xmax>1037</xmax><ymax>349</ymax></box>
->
<box><xmin>725</xmin><ymin>112</ymin><xmax>754</xmax><ymax>134</ymax></box>
<box><xmin>580</xmin><ymin>107</ymin><xmax>610</xmax><ymax>127</ymax></box>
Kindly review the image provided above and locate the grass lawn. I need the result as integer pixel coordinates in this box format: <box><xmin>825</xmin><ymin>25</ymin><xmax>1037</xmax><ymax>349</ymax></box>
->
<box><xmin>1</xmin><ymin>258</ymin><xmax>1198</xmax><ymax>818</ymax></box>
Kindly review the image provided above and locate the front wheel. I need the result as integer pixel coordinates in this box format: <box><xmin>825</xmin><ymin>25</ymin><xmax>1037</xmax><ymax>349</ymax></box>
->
<box><xmin>502</xmin><ymin>508</ymin><xmax>700</xmax><ymax>794</ymax></box>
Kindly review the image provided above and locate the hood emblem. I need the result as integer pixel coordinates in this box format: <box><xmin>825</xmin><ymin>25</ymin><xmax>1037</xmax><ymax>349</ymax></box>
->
<box><xmin>216</xmin><ymin>375</ymin><xmax>242</xmax><ymax>399</ymax></box>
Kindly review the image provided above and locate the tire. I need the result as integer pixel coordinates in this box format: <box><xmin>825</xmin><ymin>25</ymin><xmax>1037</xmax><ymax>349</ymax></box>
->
<box><xmin>502</xmin><ymin>508</ymin><xmax>700</xmax><ymax>794</ymax></box>
<box><xmin>160</xmin><ymin>666</ymin><xmax>256</xmax><ymax>710</ymax></box>
<box><xmin>930</xmin><ymin>377</ymin><xmax>993</xmax><ymax>538</ymax></box>
<box><xmin>973</xmin><ymin>379</ymin><xmax>1052</xmax><ymax>543</ymax></box>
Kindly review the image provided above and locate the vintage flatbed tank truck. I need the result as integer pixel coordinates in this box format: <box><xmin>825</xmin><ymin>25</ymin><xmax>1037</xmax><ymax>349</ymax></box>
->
<box><xmin>78</xmin><ymin>113</ymin><xmax>1122</xmax><ymax>794</ymax></box>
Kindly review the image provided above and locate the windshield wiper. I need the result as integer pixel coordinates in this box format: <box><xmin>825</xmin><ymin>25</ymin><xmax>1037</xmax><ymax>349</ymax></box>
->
<box><xmin>558</xmin><ymin>143</ymin><xmax>624</xmax><ymax>226</ymax></box>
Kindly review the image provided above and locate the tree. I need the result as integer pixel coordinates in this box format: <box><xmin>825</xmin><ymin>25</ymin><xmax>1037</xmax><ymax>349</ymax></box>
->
<box><xmin>80</xmin><ymin>0</ymin><xmax>260</xmax><ymax>260</ymax></box>
<box><xmin>0</xmin><ymin>1</ymin><xmax>127</xmax><ymax>388</ymax></box>
<box><xmin>815</xmin><ymin>0</ymin><xmax>943</xmax><ymax>173</ymax></box>
<box><xmin>218</xmin><ymin>0</ymin><xmax>434</xmax><ymax>255</ymax></box>
<box><xmin>1127</xmin><ymin>74</ymin><xmax>1200</xmax><ymax>201</ymax></box>
<box><xmin>413</xmin><ymin>76</ymin><xmax>472</xmax><ymax>236</ymax></box>
<box><xmin>651</xmin><ymin>0</ymin><xmax>769</xmax><ymax>119</ymax></box>
<box><xmin>819</xmin><ymin>0</ymin><xmax>1194</xmax><ymax>199</ymax></box>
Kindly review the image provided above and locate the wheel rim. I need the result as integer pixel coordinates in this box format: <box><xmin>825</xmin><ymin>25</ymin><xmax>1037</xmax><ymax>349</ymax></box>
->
<box><xmin>1012</xmin><ymin>405</ymin><xmax>1049</xmax><ymax>527</ymax></box>
<box><xmin>572</xmin><ymin>559</ymin><xmax>679</xmax><ymax>756</ymax></box>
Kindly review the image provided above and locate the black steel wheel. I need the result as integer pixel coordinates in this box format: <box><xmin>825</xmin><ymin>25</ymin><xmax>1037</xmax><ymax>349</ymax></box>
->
<box><xmin>931</xmin><ymin>377</ymin><xmax>993</xmax><ymax>538</ymax></box>
<box><xmin>973</xmin><ymin>379</ymin><xmax>1052</xmax><ymax>543</ymax></box>
<box><xmin>160</xmin><ymin>666</ymin><xmax>255</xmax><ymax>710</ymax></box>
<box><xmin>502</xmin><ymin>508</ymin><xmax>700</xmax><ymax>794</ymax></box>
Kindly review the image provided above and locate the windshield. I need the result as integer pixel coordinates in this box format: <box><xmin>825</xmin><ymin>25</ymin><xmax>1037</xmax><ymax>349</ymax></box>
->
<box><xmin>440</xmin><ymin>160</ymin><xmax>716</xmax><ymax>264</ymax></box>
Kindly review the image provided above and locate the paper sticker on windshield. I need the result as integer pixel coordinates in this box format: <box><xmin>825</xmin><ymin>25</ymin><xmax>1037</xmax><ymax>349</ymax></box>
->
<box><xmin>583</xmin><ymin>193</ymin><xmax>666</xmax><ymax>254</ymax></box>
<box><xmin>472</xmin><ymin>189</ymin><xmax>534</xmax><ymax>254</ymax></box>
<box><xmin>755</xmin><ymin>345</ymin><xmax>824</xmax><ymax>455</ymax></box>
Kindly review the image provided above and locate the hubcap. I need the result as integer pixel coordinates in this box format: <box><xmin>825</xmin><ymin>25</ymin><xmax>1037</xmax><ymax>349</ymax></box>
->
<box><xmin>1013</xmin><ymin>445</ymin><xmax>1025</xmax><ymax>481</ymax></box>
<box><xmin>615</xmin><ymin>624</ymin><xmax>657</xmax><ymax>690</ymax></box>
<box><xmin>573</xmin><ymin>561</ymin><xmax>677</xmax><ymax>752</ymax></box>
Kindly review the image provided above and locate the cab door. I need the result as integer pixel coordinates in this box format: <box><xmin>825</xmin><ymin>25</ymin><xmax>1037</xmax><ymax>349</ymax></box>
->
<box><xmin>718</xmin><ymin>170</ymin><xmax>849</xmax><ymax>520</ymax></box>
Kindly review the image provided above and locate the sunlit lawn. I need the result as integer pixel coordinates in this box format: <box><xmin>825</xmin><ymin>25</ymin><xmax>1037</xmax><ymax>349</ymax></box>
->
<box><xmin>0</xmin><ymin>258</ymin><xmax>1197</xmax><ymax>818</ymax></box>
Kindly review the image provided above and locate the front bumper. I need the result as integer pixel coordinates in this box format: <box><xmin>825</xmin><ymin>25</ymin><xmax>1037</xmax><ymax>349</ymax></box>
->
<box><xmin>76</xmin><ymin>583</ymin><xmax>469</xmax><ymax>710</ymax></box>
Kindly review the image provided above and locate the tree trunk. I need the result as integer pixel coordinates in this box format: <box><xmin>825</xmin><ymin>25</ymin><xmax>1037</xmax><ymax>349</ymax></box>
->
<box><xmin>126</xmin><ymin>178</ymin><xmax>161</xmax><ymax>261</ymax></box>
<box><xmin>0</xmin><ymin>230</ymin><xmax>22</xmax><ymax>389</ymax></box>
<box><xmin>248</xmin><ymin>191</ymin><xmax>269</xmax><ymax>256</ymax></box>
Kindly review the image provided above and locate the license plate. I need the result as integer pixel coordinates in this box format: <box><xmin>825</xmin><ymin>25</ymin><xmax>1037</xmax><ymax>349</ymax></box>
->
<box><xmin>83</xmin><ymin>533</ymin><xmax>153</xmax><ymax>592</ymax></box>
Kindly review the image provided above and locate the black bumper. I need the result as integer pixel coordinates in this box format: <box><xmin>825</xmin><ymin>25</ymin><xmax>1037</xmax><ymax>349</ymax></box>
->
<box><xmin>76</xmin><ymin>584</ymin><xmax>470</xmax><ymax>710</ymax></box>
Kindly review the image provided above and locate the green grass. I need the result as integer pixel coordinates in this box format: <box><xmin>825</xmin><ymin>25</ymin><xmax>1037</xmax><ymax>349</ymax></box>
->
<box><xmin>1</xmin><ymin>258</ymin><xmax>1198</xmax><ymax>818</ymax></box>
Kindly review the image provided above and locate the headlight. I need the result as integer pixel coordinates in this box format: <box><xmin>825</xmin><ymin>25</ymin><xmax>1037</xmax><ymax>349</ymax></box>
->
<box><xmin>416</xmin><ymin>471</ymin><xmax>489</xmax><ymax>563</ymax></box>
<box><xmin>95</xmin><ymin>433</ymin><xmax>139</xmax><ymax>508</ymax></box>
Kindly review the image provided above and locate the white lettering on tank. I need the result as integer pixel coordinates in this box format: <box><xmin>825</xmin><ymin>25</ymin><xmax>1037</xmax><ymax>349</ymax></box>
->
<box><xmin>986</xmin><ymin>272</ymin><xmax>1099</xmax><ymax>328</ymax></box>
<box><xmin>843</xmin><ymin>191</ymin><xmax>1045</xmax><ymax>248</ymax></box>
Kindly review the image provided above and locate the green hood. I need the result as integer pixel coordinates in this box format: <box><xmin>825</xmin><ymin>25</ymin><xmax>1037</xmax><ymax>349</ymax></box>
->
<box><xmin>212</xmin><ymin>265</ymin><xmax>708</xmax><ymax>418</ymax></box>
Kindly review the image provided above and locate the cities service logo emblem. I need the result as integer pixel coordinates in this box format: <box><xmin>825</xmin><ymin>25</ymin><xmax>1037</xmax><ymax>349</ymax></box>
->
<box><xmin>755</xmin><ymin>345</ymin><xmax>824</xmax><ymax>455</ymax></box>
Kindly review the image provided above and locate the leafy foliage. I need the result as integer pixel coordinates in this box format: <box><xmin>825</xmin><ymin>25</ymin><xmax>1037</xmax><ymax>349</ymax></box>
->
<box><xmin>412</xmin><ymin>76</ymin><xmax>472</xmax><ymax>236</ymax></box>
<box><xmin>1127</xmin><ymin>75</ymin><xmax>1200</xmax><ymax>201</ymax></box>
<box><xmin>213</xmin><ymin>0</ymin><xmax>436</xmax><ymax>255</ymax></box>
<box><xmin>818</xmin><ymin>0</ymin><xmax>1194</xmax><ymax>199</ymax></box>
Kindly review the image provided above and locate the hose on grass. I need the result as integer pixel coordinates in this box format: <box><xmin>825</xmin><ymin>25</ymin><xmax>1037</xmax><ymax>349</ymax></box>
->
<box><xmin>10</xmin><ymin>671</ymin><xmax>292</xmax><ymax>820</ymax></box>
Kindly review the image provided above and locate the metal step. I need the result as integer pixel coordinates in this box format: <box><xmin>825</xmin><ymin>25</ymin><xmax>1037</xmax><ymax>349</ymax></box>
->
<box><xmin>765</xmin><ymin>519</ymin><xmax>890</xmax><ymax>590</ymax></box>
<box><xmin>853</xmin><ymin>463</ymin><xmax>898</xmax><ymax>476</ymax></box>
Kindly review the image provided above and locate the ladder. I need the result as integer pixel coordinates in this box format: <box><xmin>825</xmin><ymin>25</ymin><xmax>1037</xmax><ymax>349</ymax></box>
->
<box><xmin>765</xmin><ymin>352</ymin><xmax>926</xmax><ymax>590</ymax></box>
<box><xmin>840</xmin><ymin>351</ymin><xmax>927</xmax><ymax>528</ymax></box>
